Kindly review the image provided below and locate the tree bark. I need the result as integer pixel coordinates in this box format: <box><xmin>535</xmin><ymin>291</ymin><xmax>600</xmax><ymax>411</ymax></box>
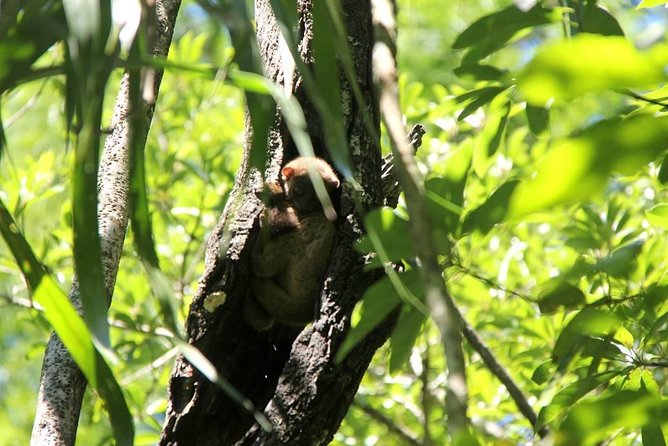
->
<box><xmin>30</xmin><ymin>2</ymin><xmax>181</xmax><ymax>444</ymax></box>
<box><xmin>160</xmin><ymin>1</ymin><xmax>389</xmax><ymax>445</ymax></box>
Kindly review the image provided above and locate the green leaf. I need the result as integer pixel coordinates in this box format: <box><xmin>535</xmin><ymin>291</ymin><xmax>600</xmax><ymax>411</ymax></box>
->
<box><xmin>473</xmin><ymin>99</ymin><xmax>511</xmax><ymax>175</ymax></box>
<box><xmin>531</xmin><ymin>361</ymin><xmax>553</xmax><ymax>385</ymax></box>
<box><xmin>389</xmin><ymin>306</ymin><xmax>425</xmax><ymax>374</ymax></box>
<box><xmin>537</xmin><ymin>283</ymin><xmax>586</xmax><ymax>315</ymax></box>
<box><xmin>222</xmin><ymin>1</ymin><xmax>273</xmax><ymax>171</ymax></box>
<box><xmin>642</xmin><ymin>422</ymin><xmax>666</xmax><ymax>446</ymax></box>
<box><xmin>128</xmin><ymin>57</ymin><xmax>160</xmax><ymax>269</ymax></box>
<box><xmin>337</xmin><ymin>270</ymin><xmax>425</xmax><ymax>363</ymax></box>
<box><xmin>462</xmin><ymin>180</ymin><xmax>519</xmax><ymax>234</ymax></box>
<box><xmin>312</xmin><ymin>1</ymin><xmax>348</xmax><ymax>156</ymax></box>
<box><xmin>557</xmin><ymin>391</ymin><xmax>664</xmax><ymax>446</ymax></box>
<box><xmin>424</xmin><ymin>144</ymin><xmax>471</xmax><ymax>236</ymax></box>
<box><xmin>647</xmin><ymin>204</ymin><xmax>668</xmax><ymax>229</ymax></box>
<box><xmin>509</xmin><ymin>115</ymin><xmax>668</xmax><ymax>217</ymax></box>
<box><xmin>581</xmin><ymin>5</ymin><xmax>625</xmax><ymax>36</ymax></box>
<box><xmin>454</xmin><ymin>85</ymin><xmax>506</xmax><ymax>104</ymax></box>
<box><xmin>72</xmin><ymin>104</ymin><xmax>110</xmax><ymax>348</ymax></box>
<box><xmin>456</xmin><ymin>86</ymin><xmax>508</xmax><ymax>121</ymax></box>
<box><xmin>595</xmin><ymin>240</ymin><xmax>644</xmax><ymax>278</ymax></box>
<box><xmin>453</xmin><ymin>64</ymin><xmax>508</xmax><ymax>82</ymax></box>
<box><xmin>645</xmin><ymin>312</ymin><xmax>668</xmax><ymax>347</ymax></box>
<box><xmin>552</xmin><ymin>307</ymin><xmax>621</xmax><ymax>365</ymax></box>
<box><xmin>336</xmin><ymin>275</ymin><xmax>403</xmax><ymax>363</ymax></box>
<box><xmin>525</xmin><ymin>103</ymin><xmax>549</xmax><ymax>136</ymax></box>
<box><xmin>659</xmin><ymin>152</ymin><xmax>668</xmax><ymax>184</ymax></box>
<box><xmin>536</xmin><ymin>370</ymin><xmax>622</xmax><ymax>430</ymax></box>
<box><xmin>0</xmin><ymin>1</ymin><xmax>66</xmax><ymax>93</ymax></box>
<box><xmin>270</xmin><ymin>0</ymin><xmax>354</xmax><ymax>173</ymax></box>
<box><xmin>452</xmin><ymin>4</ymin><xmax>557</xmax><ymax>63</ymax></box>
<box><xmin>519</xmin><ymin>35</ymin><xmax>667</xmax><ymax>105</ymax></box>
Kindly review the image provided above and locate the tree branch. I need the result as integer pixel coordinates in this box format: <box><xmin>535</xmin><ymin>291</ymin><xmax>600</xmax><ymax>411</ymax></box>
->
<box><xmin>353</xmin><ymin>400</ymin><xmax>422</xmax><ymax>446</ymax></box>
<box><xmin>30</xmin><ymin>1</ymin><xmax>181</xmax><ymax>444</ymax></box>
<box><xmin>372</xmin><ymin>0</ymin><xmax>468</xmax><ymax>438</ymax></box>
<box><xmin>456</xmin><ymin>307</ymin><xmax>548</xmax><ymax>438</ymax></box>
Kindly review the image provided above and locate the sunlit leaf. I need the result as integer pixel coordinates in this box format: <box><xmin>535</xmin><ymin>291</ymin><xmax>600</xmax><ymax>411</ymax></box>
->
<box><xmin>647</xmin><ymin>204</ymin><xmax>668</xmax><ymax>229</ymax></box>
<box><xmin>473</xmin><ymin>99</ymin><xmax>510</xmax><ymax>175</ymax></box>
<box><xmin>613</xmin><ymin>326</ymin><xmax>634</xmax><ymax>347</ymax></box>
<box><xmin>536</xmin><ymin>370</ymin><xmax>622</xmax><ymax>430</ymax></box>
<box><xmin>0</xmin><ymin>199</ymin><xmax>133</xmax><ymax>445</ymax></box>
<box><xmin>519</xmin><ymin>35</ymin><xmax>667</xmax><ymax>105</ymax></box>
<box><xmin>557</xmin><ymin>391</ymin><xmax>665</xmax><ymax>446</ymax></box>
<box><xmin>509</xmin><ymin>115</ymin><xmax>668</xmax><ymax>217</ymax></box>
<box><xmin>637</xmin><ymin>0</ymin><xmax>668</xmax><ymax>9</ymax></box>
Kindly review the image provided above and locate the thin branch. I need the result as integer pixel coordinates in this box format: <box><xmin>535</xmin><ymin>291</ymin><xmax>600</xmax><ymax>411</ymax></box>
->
<box><xmin>420</xmin><ymin>341</ymin><xmax>434</xmax><ymax>446</ymax></box>
<box><xmin>353</xmin><ymin>400</ymin><xmax>422</xmax><ymax>446</ymax></box>
<box><xmin>455</xmin><ymin>307</ymin><xmax>548</xmax><ymax>438</ymax></box>
<box><xmin>120</xmin><ymin>347</ymin><xmax>179</xmax><ymax>385</ymax></box>
<box><xmin>372</xmin><ymin>0</ymin><xmax>468</xmax><ymax>438</ymax></box>
<box><xmin>618</xmin><ymin>89</ymin><xmax>668</xmax><ymax>108</ymax></box>
<box><xmin>451</xmin><ymin>262</ymin><xmax>530</xmax><ymax>300</ymax></box>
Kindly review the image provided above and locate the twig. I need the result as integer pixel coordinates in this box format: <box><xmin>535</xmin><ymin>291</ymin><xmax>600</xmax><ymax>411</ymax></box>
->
<box><xmin>353</xmin><ymin>400</ymin><xmax>422</xmax><ymax>446</ymax></box>
<box><xmin>618</xmin><ymin>89</ymin><xmax>668</xmax><ymax>108</ymax></box>
<box><xmin>449</xmin><ymin>264</ymin><xmax>548</xmax><ymax>436</ymax></box>
<box><xmin>420</xmin><ymin>341</ymin><xmax>434</xmax><ymax>446</ymax></box>
<box><xmin>451</xmin><ymin>262</ymin><xmax>529</xmax><ymax>300</ymax></box>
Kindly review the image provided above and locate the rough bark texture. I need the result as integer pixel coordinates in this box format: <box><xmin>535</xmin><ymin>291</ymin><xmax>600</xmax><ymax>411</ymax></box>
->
<box><xmin>160</xmin><ymin>1</ymin><xmax>390</xmax><ymax>445</ymax></box>
<box><xmin>30</xmin><ymin>2</ymin><xmax>181</xmax><ymax>444</ymax></box>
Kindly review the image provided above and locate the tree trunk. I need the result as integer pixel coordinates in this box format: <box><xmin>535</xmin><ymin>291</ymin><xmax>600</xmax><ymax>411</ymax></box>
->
<box><xmin>30</xmin><ymin>1</ymin><xmax>181</xmax><ymax>444</ymax></box>
<box><xmin>160</xmin><ymin>1</ymin><xmax>390</xmax><ymax>444</ymax></box>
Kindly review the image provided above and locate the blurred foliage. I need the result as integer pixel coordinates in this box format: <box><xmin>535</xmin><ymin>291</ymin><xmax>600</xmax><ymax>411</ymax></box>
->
<box><xmin>1</xmin><ymin>0</ymin><xmax>668</xmax><ymax>445</ymax></box>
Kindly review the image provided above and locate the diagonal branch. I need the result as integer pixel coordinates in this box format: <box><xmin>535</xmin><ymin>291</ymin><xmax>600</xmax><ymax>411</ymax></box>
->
<box><xmin>353</xmin><ymin>400</ymin><xmax>422</xmax><ymax>446</ymax></box>
<box><xmin>371</xmin><ymin>0</ymin><xmax>468</xmax><ymax>439</ymax></box>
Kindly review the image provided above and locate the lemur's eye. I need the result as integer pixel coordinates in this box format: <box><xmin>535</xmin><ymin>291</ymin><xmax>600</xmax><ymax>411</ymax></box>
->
<box><xmin>293</xmin><ymin>184</ymin><xmax>305</xmax><ymax>196</ymax></box>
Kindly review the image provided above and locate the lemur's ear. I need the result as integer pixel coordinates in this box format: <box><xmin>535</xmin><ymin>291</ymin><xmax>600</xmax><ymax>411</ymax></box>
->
<box><xmin>281</xmin><ymin>166</ymin><xmax>295</xmax><ymax>180</ymax></box>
